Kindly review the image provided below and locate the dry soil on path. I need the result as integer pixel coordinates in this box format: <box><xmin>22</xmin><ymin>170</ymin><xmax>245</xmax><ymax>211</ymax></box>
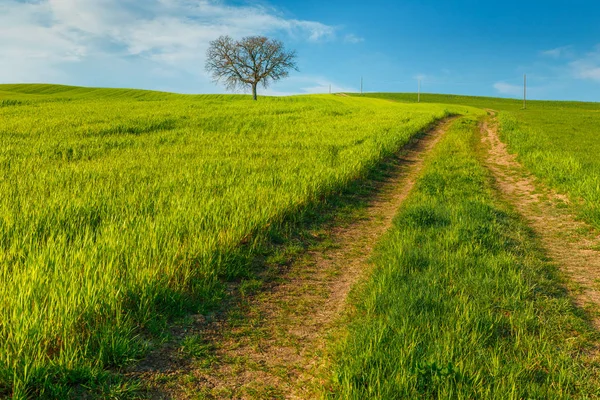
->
<box><xmin>131</xmin><ymin>118</ymin><xmax>456</xmax><ymax>399</ymax></box>
<box><xmin>481</xmin><ymin>112</ymin><xmax>600</xmax><ymax>330</ymax></box>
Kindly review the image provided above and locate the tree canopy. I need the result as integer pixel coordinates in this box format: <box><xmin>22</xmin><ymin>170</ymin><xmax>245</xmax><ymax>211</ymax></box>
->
<box><xmin>206</xmin><ymin>35</ymin><xmax>298</xmax><ymax>100</ymax></box>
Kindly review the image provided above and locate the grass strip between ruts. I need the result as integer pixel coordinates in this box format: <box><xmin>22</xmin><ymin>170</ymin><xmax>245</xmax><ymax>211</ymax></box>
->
<box><xmin>330</xmin><ymin>115</ymin><xmax>600</xmax><ymax>399</ymax></box>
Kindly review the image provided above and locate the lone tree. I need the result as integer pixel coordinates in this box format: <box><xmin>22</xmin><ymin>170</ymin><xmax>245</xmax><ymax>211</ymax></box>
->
<box><xmin>206</xmin><ymin>35</ymin><xmax>298</xmax><ymax>100</ymax></box>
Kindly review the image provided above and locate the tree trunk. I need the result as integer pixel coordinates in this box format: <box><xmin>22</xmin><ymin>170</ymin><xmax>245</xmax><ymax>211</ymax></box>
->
<box><xmin>251</xmin><ymin>83</ymin><xmax>258</xmax><ymax>101</ymax></box>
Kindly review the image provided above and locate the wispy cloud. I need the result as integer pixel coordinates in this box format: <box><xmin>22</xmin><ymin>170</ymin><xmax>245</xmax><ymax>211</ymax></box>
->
<box><xmin>344</xmin><ymin>34</ymin><xmax>364</xmax><ymax>44</ymax></box>
<box><xmin>493</xmin><ymin>82</ymin><xmax>522</xmax><ymax>96</ymax></box>
<box><xmin>535</xmin><ymin>44</ymin><xmax>600</xmax><ymax>84</ymax></box>
<box><xmin>569</xmin><ymin>45</ymin><xmax>600</xmax><ymax>82</ymax></box>
<box><xmin>571</xmin><ymin>62</ymin><xmax>600</xmax><ymax>82</ymax></box>
<box><xmin>300</xmin><ymin>81</ymin><xmax>357</xmax><ymax>94</ymax></box>
<box><xmin>266</xmin><ymin>75</ymin><xmax>357</xmax><ymax>95</ymax></box>
<box><xmin>541</xmin><ymin>45</ymin><xmax>573</xmax><ymax>59</ymax></box>
<box><xmin>0</xmin><ymin>0</ymin><xmax>342</xmax><ymax>85</ymax></box>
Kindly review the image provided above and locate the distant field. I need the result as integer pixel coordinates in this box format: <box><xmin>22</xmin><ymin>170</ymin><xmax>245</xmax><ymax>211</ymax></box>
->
<box><xmin>357</xmin><ymin>93</ymin><xmax>600</xmax><ymax>229</ymax></box>
<box><xmin>0</xmin><ymin>85</ymin><xmax>480</xmax><ymax>397</ymax></box>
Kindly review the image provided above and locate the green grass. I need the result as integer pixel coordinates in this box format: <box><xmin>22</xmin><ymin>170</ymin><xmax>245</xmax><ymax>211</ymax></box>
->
<box><xmin>498</xmin><ymin>111</ymin><xmax>600</xmax><ymax>229</ymax></box>
<box><xmin>4</xmin><ymin>84</ymin><xmax>598</xmax><ymax>398</ymax></box>
<box><xmin>331</xmin><ymin>115</ymin><xmax>600</xmax><ymax>398</ymax></box>
<box><xmin>356</xmin><ymin>92</ymin><xmax>600</xmax><ymax>229</ymax></box>
<box><xmin>0</xmin><ymin>84</ymin><xmax>481</xmax><ymax>398</ymax></box>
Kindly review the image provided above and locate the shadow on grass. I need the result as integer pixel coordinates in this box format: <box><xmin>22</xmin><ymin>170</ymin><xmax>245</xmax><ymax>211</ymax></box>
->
<box><xmin>121</xmin><ymin>117</ymin><xmax>456</xmax><ymax>398</ymax></box>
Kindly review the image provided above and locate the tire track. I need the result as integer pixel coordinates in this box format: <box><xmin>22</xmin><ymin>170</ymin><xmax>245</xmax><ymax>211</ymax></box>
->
<box><xmin>133</xmin><ymin>117</ymin><xmax>457</xmax><ymax>399</ymax></box>
<box><xmin>481</xmin><ymin>111</ymin><xmax>600</xmax><ymax>331</ymax></box>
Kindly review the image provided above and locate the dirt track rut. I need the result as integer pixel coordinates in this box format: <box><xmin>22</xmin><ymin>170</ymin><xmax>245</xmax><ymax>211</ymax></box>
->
<box><xmin>131</xmin><ymin>118</ymin><xmax>456</xmax><ymax>399</ymax></box>
<box><xmin>481</xmin><ymin>112</ymin><xmax>600</xmax><ymax>331</ymax></box>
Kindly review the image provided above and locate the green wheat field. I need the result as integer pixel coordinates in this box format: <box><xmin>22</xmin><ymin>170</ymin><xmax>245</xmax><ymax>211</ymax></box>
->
<box><xmin>1</xmin><ymin>84</ymin><xmax>600</xmax><ymax>398</ymax></box>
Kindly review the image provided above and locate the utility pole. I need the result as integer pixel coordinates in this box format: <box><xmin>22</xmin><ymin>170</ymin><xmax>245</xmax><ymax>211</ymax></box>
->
<box><xmin>329</xmin><ymin>84</ymin><xmax>331</xmax><ymax>94</ymax></box>
<box><xmin>360</xmin><ymin>76</ymin><xmax>363</xmax><ymax>96</ymax></box>
<box><xmin>523</xmin><ymin>74</ymin><xmax>527</xmax><ymax>109</ymax></box>
<box><xmin>418</xmin><ymin>79</ymin><xmax>421</xmax><ymax>103</ymax></box>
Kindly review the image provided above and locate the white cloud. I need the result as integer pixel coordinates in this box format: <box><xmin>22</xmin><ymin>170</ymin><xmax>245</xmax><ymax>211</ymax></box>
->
<box><xmin>570</xmin><ymin>45</ymin><xmax>600</xmax><ymax>82</ymax></box>
<box><xmin>535</xmin><ymin>44</ymin><xmax>600</xmax><ymax>84</ymax></box>
<box><xmin>262</xmin><ymin>75</ymin><xmax>356</xmax><ymax>95</ymax></box>
<box><xmin>541</xmin><ymin>45</ymin><xmax>572</xmax><ymax>59</ymax></box>
<box><xmin>344</xmin><ymin>34</ymin><xmax>364</xmax><ymax>44</ymax></box>
<box><xmin>0</xmin><ymin>0</ymin><xmax>340</xmax><ymax>85</ymax></box>
<box><xmin>300</xmin><ymin>81</ymin><xmax>356</xmax><ymax>94</ymax></box>
<box><xmin>572</xmin><ymin>64</ymin><xmax>600</xmax><ymax>81</ymax></box>
<box><xmin>493</xmin><ymin>82</ymin><xmax>522</xmax><ymax>96</ymax></box>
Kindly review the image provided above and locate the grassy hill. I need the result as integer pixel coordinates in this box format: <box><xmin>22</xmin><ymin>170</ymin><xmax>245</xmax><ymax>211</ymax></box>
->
<box><xmin>0</xmin><ymin>83</ymin><xmax>256</xmax><ymax>104</ymax></box>
<box><xmin>2</xmin><ymin>84</ymin><xmax>599</xmax><ymax>398</ymax></box>
<box><xmin>0</xmin><ymin>84</ymin><xmax>480</xmax><ymax>398</ymax></box>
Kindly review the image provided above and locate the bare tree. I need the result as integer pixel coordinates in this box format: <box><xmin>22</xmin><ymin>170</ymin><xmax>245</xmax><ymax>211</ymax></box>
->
<box><xmin>206</xmin><ymin>35</ymin><xmax>298</xmax><ymax>100</ymax></box>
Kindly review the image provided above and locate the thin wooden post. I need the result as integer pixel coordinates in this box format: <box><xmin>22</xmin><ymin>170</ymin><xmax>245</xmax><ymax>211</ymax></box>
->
<box><xmin>523</xmin><ymin>74</ymin><xmax>527</xmax><ymax>109</ymax></box>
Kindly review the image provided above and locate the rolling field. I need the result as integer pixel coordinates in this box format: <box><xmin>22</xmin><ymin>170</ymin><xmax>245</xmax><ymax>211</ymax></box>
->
<box><xmin>358</xmin><ymin>93</ymin><xmax>600</xmax><ymax>229</ymax></box>
<box><xmin>1</xmin><ymin>85</ymin><xmax>600</xmax><ymax>399</ymax></box>
<box><xmin>0</xmin><ymin>85</ymin><xmax>480</xmax><ymax>398</ymax></box>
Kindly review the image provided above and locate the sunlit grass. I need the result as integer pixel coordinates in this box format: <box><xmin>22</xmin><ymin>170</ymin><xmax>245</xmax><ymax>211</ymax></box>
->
<box><xmin>0</xmin><ymin>85</ymin><xmax>478</xmax><ymax>397</ymax></box>
<box><xmin>331</xmin><ymin>116</ymin><xmax>600</xmax><ymax>398</ymax></box>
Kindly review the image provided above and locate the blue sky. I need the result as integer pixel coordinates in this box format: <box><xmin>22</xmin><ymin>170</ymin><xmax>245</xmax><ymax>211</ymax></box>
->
<box><xmin>1</xmin><ymin>0</ymin><xmax>600</xmax><ymax>101</ymax></box>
